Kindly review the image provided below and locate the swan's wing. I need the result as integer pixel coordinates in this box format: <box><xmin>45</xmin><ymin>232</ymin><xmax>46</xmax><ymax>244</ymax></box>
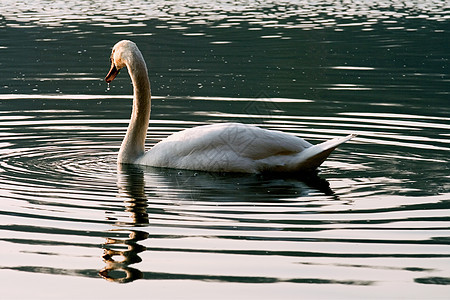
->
<box><xmin>140</xmin><ymin>123</ymin><xmax>312</xmax><ymax>172</ymax></box>
<box><xmin>157</xmin><ymin>123</ymin><xmax>311</xmax><ymax>158</ymax></box>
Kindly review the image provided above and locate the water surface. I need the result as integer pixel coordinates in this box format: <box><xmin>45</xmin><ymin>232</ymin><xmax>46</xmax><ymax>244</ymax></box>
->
<box><xmin>0</xmin><ymin>1</ymin><xmax>449</xmax><ymax>299</ymax></box>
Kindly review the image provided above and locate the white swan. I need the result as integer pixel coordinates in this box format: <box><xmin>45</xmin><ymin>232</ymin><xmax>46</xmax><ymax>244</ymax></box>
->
<box><xmin>105</xmin><ymin>40</ymin><xmax>355</xmax><ymax>173</ymax></box>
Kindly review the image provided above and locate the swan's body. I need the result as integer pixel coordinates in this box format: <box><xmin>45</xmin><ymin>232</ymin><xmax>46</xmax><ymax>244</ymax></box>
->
<box><xmin>106</xmin><ymin>40</ymin><xmax>355</xmax><ymax>173</ymax></box>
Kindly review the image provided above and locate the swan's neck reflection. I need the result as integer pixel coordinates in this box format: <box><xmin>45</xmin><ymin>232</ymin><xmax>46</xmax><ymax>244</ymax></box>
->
<box><xmin>99</xmin><ymin>164</ymin><xmax>149</xmax><ymax>283</ymax></box>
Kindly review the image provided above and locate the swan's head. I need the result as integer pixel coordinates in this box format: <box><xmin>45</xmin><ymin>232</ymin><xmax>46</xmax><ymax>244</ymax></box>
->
<box><xmin>105</xmin><ymin>40</ymin><xmax>142</xmax><ymax>83</ymax></box>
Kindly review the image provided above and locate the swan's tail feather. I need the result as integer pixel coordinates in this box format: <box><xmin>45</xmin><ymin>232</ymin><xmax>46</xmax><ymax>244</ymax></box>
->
<box><xmin>290</xmin><ymin>134</ymin><xmax>356</xmax><ymax>172</ymax></box>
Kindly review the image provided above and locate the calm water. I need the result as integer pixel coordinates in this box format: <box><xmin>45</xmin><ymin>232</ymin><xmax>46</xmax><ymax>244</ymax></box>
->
<box><xmin>1</xmin><ymin>1</ymin><xmax>449</xmax><ymax>299</ymax></box>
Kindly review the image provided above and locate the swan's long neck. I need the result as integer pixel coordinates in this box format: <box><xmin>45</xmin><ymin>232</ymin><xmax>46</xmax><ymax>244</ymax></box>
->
<box><xmin>118</xmin><ymin>51</ymin><xmax>151</xmax><ymax>163</ymax></box>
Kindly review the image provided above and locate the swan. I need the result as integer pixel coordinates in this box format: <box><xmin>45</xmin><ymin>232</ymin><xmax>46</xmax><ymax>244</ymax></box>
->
<box><xmin>105</xmin><ymin>40</ymin><xmax>355</xmax><ymax>173</ymax></box>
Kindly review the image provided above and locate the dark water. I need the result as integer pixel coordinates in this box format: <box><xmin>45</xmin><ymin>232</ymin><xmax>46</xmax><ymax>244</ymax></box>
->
<box><xmin>0</xmin><ymin>1</ymin><xmax>449</xmax><ymax>299</ymax></box>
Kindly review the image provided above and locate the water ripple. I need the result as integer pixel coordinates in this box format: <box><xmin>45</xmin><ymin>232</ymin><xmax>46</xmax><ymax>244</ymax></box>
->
<box><xmin>0</xmin><ymin>2</ymin><xmax>449</xmax><ymax>295</ymax></box>
<box><xmin>1</xmin><ymin>0</ymin><xmax>448</xmax><ymax>32</ymax></box>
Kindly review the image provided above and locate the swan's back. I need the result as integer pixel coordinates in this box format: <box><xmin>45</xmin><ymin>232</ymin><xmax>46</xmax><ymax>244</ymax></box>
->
<box><xmin>137</xmin><ymin>123</ymin><xmax>352</xmax><ymax>173</ymax></box>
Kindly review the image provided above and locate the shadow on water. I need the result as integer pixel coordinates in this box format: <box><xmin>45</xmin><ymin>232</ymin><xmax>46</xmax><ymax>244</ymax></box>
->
<box><xmin>142</xmin><ymin>165</ymin><xmax>339</xmax><ymax>204</ymax></box>
<box><xmin>98</xmin><ymin>164</ymin><xmax>338</xmax><ymax>284</ymax></box>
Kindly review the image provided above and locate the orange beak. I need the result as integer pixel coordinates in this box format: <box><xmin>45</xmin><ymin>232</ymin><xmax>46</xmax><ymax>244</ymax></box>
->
<box><xmin>105</xmin><ymin>61</ymin><xmax>120</xmax><ymax>83</ymax></box>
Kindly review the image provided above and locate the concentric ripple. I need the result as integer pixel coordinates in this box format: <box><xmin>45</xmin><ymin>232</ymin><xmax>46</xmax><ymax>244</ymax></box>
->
<box><xmin>0</xmin><ymin>94</ymin><xmax>449</xmax><ymax>296</ymax></box>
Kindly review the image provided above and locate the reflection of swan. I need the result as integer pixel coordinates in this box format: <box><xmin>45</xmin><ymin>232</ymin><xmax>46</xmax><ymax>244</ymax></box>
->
<box><xmin>99</xmin><ymin>164</ymin><xmax>337</xmax><ymax>283</ymax></box>
<box><xmin>99</xmin><ymin>164</ymin><xmax>149</xmax><ymax>283</ymax></box>
<box><xmin>105</xmin><ymin>40</ymin><xmax>355</xmax><ymax>173</ymax></box>
<box><xmin>142</xmin><ymin>166</ymin><xmax>338</xmax><ymax>204</ymax></box>
<box><xmin>99</xmin><ymin>230</ymin><xmax>147</xmax><ymax>283</ymax></box>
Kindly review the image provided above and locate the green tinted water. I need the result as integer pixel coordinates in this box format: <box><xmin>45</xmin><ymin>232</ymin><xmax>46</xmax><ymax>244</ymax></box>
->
<box><xmin>0</xmin><ymin>1</ymin><xmax>449</xmax><ymax>299</ymax></box>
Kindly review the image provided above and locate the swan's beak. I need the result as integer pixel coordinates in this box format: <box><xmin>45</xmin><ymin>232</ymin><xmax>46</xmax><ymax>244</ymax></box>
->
<box><xmin>105</xmin><ymin>62</ymin><xmax>120</xmax><ymax>83</ymax></box>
